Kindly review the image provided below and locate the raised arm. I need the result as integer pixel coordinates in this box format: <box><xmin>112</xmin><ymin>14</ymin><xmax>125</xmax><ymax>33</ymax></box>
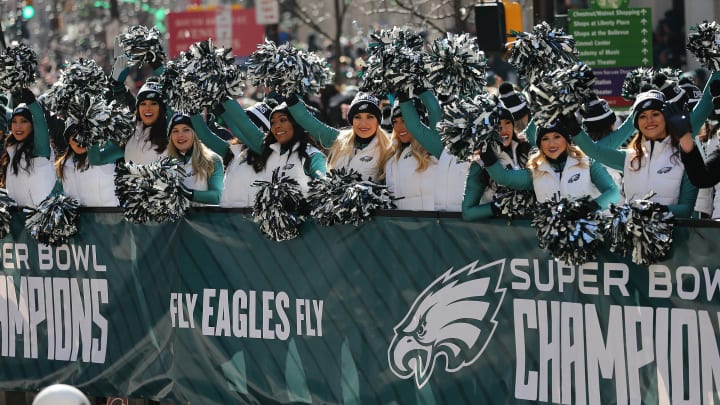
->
<box><xmin>287</xmin><ymin>99</ymin><xmax>340</xmax><ymax>149</ymax></box>
<box><xmin>418</xmin><ymin>90</ymin><xmax>442</xmax><ymax>128</ymax></box>
<box><xmin>572</xmin><ymin>130</ymin><xmax>626</xmax><ymax>171</ymax></box>
<box><xmin>398</xmin><ymin>96</ymin><xmax>444</xmax><ymax>159</ymax></box>
<box><xmin>190</xmin><ymin>114</ymin><xmax>230</xmax><ymax>157</ymax></box>
<box><xmin>219</xmin><ymin>98</ymin><xmax>264</xmax><ymax>154</ymax></box>
<box><xmin>28</xmin><ymin>102</ymin><xmax>50</xmax><ymax>158</ymax></box>
<box><xmin>690</xmin><ymin>70</ymin><xmax>720</xmax><ymax>136</ymax></box>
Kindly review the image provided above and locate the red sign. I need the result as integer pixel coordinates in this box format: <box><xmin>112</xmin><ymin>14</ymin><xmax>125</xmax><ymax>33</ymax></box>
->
<box><xmin>167</xmin><ymin>8</ymin><xmax>265</xmax><ymax>58</ymax></box>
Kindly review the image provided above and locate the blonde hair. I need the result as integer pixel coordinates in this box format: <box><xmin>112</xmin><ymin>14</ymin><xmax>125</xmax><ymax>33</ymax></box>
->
<box><xmin>391</xmin><ymin>136</ymin><xmax>433</xmax><ymax>172</ymax></box>
<box><xmin>167</xmin><ymin>131</ymin><xmax>217</xmax><ymax>181</ymax></box>
<box><xmin>527</xmin><ymin>143</ymin><xmax>588</xmax><ymax>178</ymax></box>
<box><xmin>327</xmin><ymin>127</ymin><xmax>394</xmax><ymax>180</ymax></box>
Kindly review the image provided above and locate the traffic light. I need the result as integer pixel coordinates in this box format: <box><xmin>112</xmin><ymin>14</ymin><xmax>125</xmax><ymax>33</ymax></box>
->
<box><xmin>22</xmin><ymin>0</ymin><xmax>35</xmax><ymax>19</ymax></box>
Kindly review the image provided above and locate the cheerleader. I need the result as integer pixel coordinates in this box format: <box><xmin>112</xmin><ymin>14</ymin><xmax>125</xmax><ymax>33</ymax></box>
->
<box><xmin>124</xmin><ymin>80</ymin><xmax>169</xmax><ymax>164</ymax></box>
<box><xmin>0</xmin><ymin>102</ymin><xmax>56</xmax><ymax>207</ymax></box>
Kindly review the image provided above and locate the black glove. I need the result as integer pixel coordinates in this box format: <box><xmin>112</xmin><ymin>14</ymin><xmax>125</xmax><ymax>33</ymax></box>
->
<box><xmin>490</xmin><ymin>201</ymin><xmax>502</xmax><ymax>217</ymax></box>
<box><xmin>567</xmin><ymin>199</ymin><xmax>600</xmax><ymax>221</ymax></box>
<box><xmin>180</xmin><ymin>185</ymin><xmax>194</xmax><ymax>201</ymax></box>
<box><xmin>479</xmin><ymin>144</ymin><xmax>498</xmax><ymax>167</ymax></box>
<box><xmin>662</xmin><ymin>102</ymin><xmax>691</xmax><ymax>139</ymax></box>
<box><xmin>285</xmin><ymin>94</ymin><xmax>301</xmax><ymax>106</ymax></box>
<box><xmin>558</xmin><ymin>113</ymin><xmax>582</xmax><ymax>137</ymax></box>
<box><xmin>11</xmin><ymin>88</ymin><xmax>36</xmax><ymax>106</ymax></box>
<box><xmin>710</xmin><ymin>80</ymin><xmax>720</xmax><ymax>115</ymax></box>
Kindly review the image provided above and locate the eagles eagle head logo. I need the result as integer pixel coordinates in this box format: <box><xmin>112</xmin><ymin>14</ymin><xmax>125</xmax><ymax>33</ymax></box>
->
<box><xmin>388</xmin><ymin>259</ymin><xmax>506</xmax><ymax>388</ymax></box>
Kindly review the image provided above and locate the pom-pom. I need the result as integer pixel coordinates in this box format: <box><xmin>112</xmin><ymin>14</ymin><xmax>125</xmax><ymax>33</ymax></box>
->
<box><xmin>0</xmin><ymin>43</ymin><xmax>38</xmax><ymax>92</ymax></box>
<box><xmin>531</xmin><ymin>195</ymin><xmax>604</xmax><ymax>265</ymax></box>
<box><xmin>246</xmin><ymin>40</ymin><xmax>333</xmax><ymax>100</ymax></box>
<box><xmin>251</xmin><ymin>168</ymin><xmax>307</xmax><ymax>241</ymax></box>
<box><xmin>64</xmin><ymin>94</ymin><xmax>135</xmax><ymax>147</ymax></box>
<box><xmin>0</xmin><ymin>189</ymin><xmax>16</xmax><ymax>239</ymax></box>
<box><xmin>506</xmin><ymin>22</ymin><xmax>578</xmax><ymax>82</ymax></box>
<box><xmin>621</xmin><ymin>67</ymin><xmax>654</xmax><ymax>101</ymax></box>
<box><xmin>161</xmin><ymin>39</ymin><xmax>245</xmax><ymax>114</ymax></box>
<box><xmin>43</xmin><ymin>58</ymin><xmax>110</xmax><ymax>116</ymax></box>
<box><xmin>436</xmin><ymin>93</ymin><xmax>502</xmax><ymax>160</ymax></box>
<box><xmin>117</xmin><ymin>25</ymin><xmax>166</xmax><ymax>68</ymax></box>
<box><xmin>602</xmin><ymin>197</ymin><xmax>674</xmax><ymax>265</ymax></box>
<box><xmin>492</xmin><ymin>186</ymin><xmax>537</xmax><ymax>220</ymax></box>
<box><xmin>24</xmin><ymin>194</ymin><xmax>80</xmax><ymax>246</ymax></box>
<box><xmin>307</xmin><ymin>168</ymin><xmax>396</xmax><ymax>226</ymax></box>
<box><xmin>687</xmin><ymin>21</ymin><xmax>720</xmax><ymax>71</ymax></box>
<box><xmin>359</xmin><ymin>26</ymin><xmax>427</xmax><ymax>97</ymax></box>
<box><xmin>525</xmin><ymin>62</ymin><xmax>596</xmax><ymax>127</ymax></box>
<box><xmin>114</xmin><ymin>158</ymin><xmax>190</xmax><ymax>224</ymax></box>
<box><xmin>424</xmin><ymin>32</ymin><xmax>487</xmax><ymax>97</ymax></box>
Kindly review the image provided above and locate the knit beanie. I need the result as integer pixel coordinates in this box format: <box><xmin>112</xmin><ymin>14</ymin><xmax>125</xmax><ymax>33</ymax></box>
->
<box><xmin>535</xmin><ymin>119</ymin><xmax>570</xmax><ymax>147</ymax></box>
<box><xmin>347</xmin><ymin>92</ymin><xmax>382</xmax><ymax>125</ymax></box>
<box><xmin>136</xmin><ymin>81</ymin><xmax>163</xmax><ymax>106</ymax></box>
<box><xmin>581</xmin><ymin>97</ymin><xmax>617</xmax><ymax>133</ymax></box>
<box><xmin>167</xmin><ymin>112</ymin><xmax>194</xmax><ymax>134</ymax></box>
<box><xmin>246</xmin><ymin>102</ymin><xmax>272</xmax><ymax>132</ymax></box>
<box><xmin>391</xmin><ymin>98</ymin><xmax>428</xmax><ymax>125</ymax></box>
<box><xmin>498</xmin><ymin>82</ymin><xmax>530</xmax><ymax>119</ymax></box>
<box><xmin>11</xmin><ymin>104</ymin><xmax>33</xmax><ymax>122</ymax></box>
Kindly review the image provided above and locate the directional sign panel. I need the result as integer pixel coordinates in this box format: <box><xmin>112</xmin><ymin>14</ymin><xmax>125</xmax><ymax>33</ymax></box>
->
<box><xmin>569</xmin><ymin>8</ymin><xmax>653</xmax><ymax>67</ymax></box>
<box><xmin>569</xmin><ymin>7</ymin><xmax>652</xmax><ymax>107</ymax></box>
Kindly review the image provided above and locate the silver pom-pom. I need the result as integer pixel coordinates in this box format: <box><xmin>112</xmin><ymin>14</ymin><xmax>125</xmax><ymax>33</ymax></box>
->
<box><xmin>621</xmin><ymin>67</ymin><xmax>653</xmax><ymax>101</ymax></box>
<box><xmin>251</xmin><ymin>168</ymin><xmax>307</xmax><ymax>242</ymax></box>
<box><xmin>602</xmin><ymin>197</ymin><xmax>674</xmax><ymax>265</ymax></box>
<box><xmin>24</xmin><ymin>194</ymin><xmax>80</xmax><ymax>246</ymax></box>
<box><xmin>0</xmin><ymin>189</ymin><xmax>17</xmax><ymax>239</ymax></box>
<box><xmin>359</xmin><ymin>26</ymin><xmax>427</xmax><ymax>97</ymax></box>
<box><xmin>507</xmin><ymin>22</ymin><xmax>578</xmax><ymax>82</ymax></box>
<box><xmin>64</xmin><ymin>94</ymin><xmax>134</xmax><ymax>147</ymax></box>
<box><xmin>43</xmin><ymin>58</ymin><xmax>110</xmax><ymax>116</ymax></box>
<box><xmin>307</xmin><ymin>168</ymin><xmax>396</xmax><ymax>227</ymax></box>
<box><xmin>117</xmin><ymin>25</ymin><xmax>166</xmax><ymax>68</ymax></box>
<box><xmin>531</xmin><ymin>195</ymin><xmax>604</xmax><ymax>265</ymax></box>
<box><xmin>526</xmin><ymin>62</ymin><xmax>596</xmax><ymax>127</ymax></box>
<box><xmin>246</xmin><ymin>40</ymin><xmax>333</xmax><ymax>100</ymax></box>
<box><xmin>161</xmin><ymin>39</ymin><xmax>245</xmax><ymax>114</ymax></box>
<box><xmin>492</xmin><ymin>186</ymin><xmax>537</xmax><ymax>221</ymax></box>
<box><xmin>114</xmin><ymin>158</ymin><xmax>190</xmax><ymax>224</ymax></box>
<box><xmin>687</xmin><ymin>21</ymin><xmax>720</xmax><ymax>71</ymax></box>
<box><xmin>436</xmin><ymin>93</ymin><xmax>501</xmax><ymax>160</ymax></box>
<box><xmin>424</xmin><ymin>32</ymin><xmax>487</xmax><ymax>97</ymax></box>
<box><xmin>0</xmin><ymin>43</ymin><xmax>38</xmax><ymax>92</ymax></box>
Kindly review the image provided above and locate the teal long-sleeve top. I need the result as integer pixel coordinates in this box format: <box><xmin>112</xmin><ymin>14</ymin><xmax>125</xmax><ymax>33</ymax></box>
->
<box><xmin>210</xmin><ymin>101</ymin><xmax>326</xmax><ymax>178</ymax></box>
<box><xmin>173</xmin><ymin>150</ymin><xmax>224</xmax><ymax>205</ymax></box>
<box><xmin>398</xmin><ymin>90</ymin><xmax>445</xmax><ymax>158</ymax></box>
<box><xmin>484</xmin><ymin>155</ymin><xmax>619</xmax><ymax>210</ymax></box>
<box><xmin>572</xmin><ymin>130</ymin><xmax>697</xmax><ymax>217</ymax></box>
<box><xmin>28</xmin><ymin>102</ymin><xmax>51</xmax><ymax>158</ymax></box>
<box><xmin>287</xmin><ymin>101</ymin><xmax>340</xmax><ymax>149</ymax></box>
<box><xmin>461</xmin><ymin>162</ymin><xmax>496</xmax><ymax>220</ymax></box>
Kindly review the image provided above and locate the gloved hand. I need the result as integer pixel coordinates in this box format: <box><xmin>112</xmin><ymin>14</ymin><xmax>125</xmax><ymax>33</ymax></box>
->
<box><xmin>567</xmin><ymin>199</ymin><xmax>600</xmax><ymax>220</ymax></box>
<box><xmin>11</xmin><ymin>87</ymin><xmax>36</xmax><ymax>106</ymax></box>
<box><xmin>710</xmin><ymin>80</ymin><xmax>720</xmax><ymax>116</ymax></box>
<box><xmin>558</xmin><ymin>113</ymin><xmax>582</xmax><ymax>137</ymax></box>
<box><xmin>111</xmin><ymin>37</ymin><xmax>131</xmax><ymax>83</ymax></box>
<box><xmin>479</xmin><ymin>143</ymin><xmax>498</xmax><ymax>167</ymax></box>
<box><xmin>663</xmin><ymin>102</ymin><xmax>692</xmax><ymax>139</ymax></box>
<box><xmin>180</xmin><ymin>185</ymin><xmax>194</xmax><ymax>201</ymax></box>
<box><xmin>285</xmin><ymin>94</ymin><xmax>301</xmax><ymax>106</ymax></box>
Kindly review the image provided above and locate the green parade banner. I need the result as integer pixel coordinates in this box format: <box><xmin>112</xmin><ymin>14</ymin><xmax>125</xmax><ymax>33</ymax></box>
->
<box><xmin>0</xmin><ymin>210</ymin><xmax>718</xmax><ymax>404</ymax></box>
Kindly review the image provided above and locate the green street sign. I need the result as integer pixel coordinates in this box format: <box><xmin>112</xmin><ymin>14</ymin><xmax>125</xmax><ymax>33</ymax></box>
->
<box><xmin>569</xmin><ymin>8</ymin><xmax>652</xmax><ymax>67</ymax></box>
<box><xmin>589</xmin><ymin>0</ymin><xmax>629</xmax><ymax>8</ymax></box>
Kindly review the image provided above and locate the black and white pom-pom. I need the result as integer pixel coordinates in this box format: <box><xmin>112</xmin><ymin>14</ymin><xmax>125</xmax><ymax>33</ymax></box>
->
<box><xmin>161</xmin><ymin>39</ymin><xmax>245</xmax><ymax>114</ymax></box>
<box><xmin>117</xmin><ymin>25</ymin><xmax>166</xmax><ymax>68</ymax></box>
<box><xmin>492</xmin><ymin>186</ymin><xmax>537</xmax><ymax>220</ymax></box>
<box><xmin>656</xmin><ymin>67</ymin><xmax>682</xmax><ymax>83</ymax></box>
<box><xmin>0</xmin><ymin>189</ymin><xmax>16</xmax><ymax>239</ymax></box>
<box><xmin>0</xmin><ymin>43</ymin><xmax>38</xmax><ymax>92</ymax></box>
<box><xmin>114</xmin><ymin>157</ymin><xmax>190</xmax><ymax>224</ymax></box>
<box><xmin>359</xmin><ymin>26</ymin><xmax>427</xmax><ymax>97</ymax></box>
<box><xmin>424</xmin><ymin>32</ymin><xmax>487</xmax><ymax>97</ymax></box>
<box><xmin>307</xmin><ymin>168</ymin><xmax>396</xmax><ymax>227</ymax></box>
<box><xmin>526</xmin><ymin>62</ymin><xmax>596</xmax><ymax>127</ymax></box>
<box><xmin>43</xmin><ymin>58</ymin><xmax>110</xmax><ymax>116</ymax></box>
<box><xmin>246</xmin><ymin>40</ymin><xmax>333</xmax><ymax>100</ymax></box>
<box><xmin>436</xmin><ymin>93</ymin><xmax>501</xmax><ymax>160</ymax></box>
<box><xmin>531</xmin><ymin>195</ymin><xmax>604</xmax><ymax>265</ymax></box>
<box><xmin>507</xmin><ymin>21</ymin><xmax>578</xmax><ymax>82</ymax></box>
<box><xmin>687</xmin><ymin>21</ymin><xmax>720</xmax><ymax>71</ymax></box>
<box><xmin>64</xmin><ymin>93</ymin><xmax>135</xmax><ymax>147</ymax></box>
<box><xmin>24</xmin><ymin>194</ymin><xmax>80</xmax><ymax>246</ymax></box>
<box><xmin>252</xmin><ymin>168</ymin><xmax>307</xmax><ymax>241</ymax></box>
<box><xmin>621</xmin><ymin>67</ymin><xmax>653</xmax><ymax>101</ymax></box>
<box><xmin>602</xmin><ymin>198</ymin><xmax>674</xmax><ymax>265</ymax></box>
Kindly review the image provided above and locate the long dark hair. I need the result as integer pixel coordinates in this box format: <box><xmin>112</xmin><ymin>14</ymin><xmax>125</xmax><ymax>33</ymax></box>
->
<box><xmin>135</xmin><ymin>103</ymin><xmax>169</xmax><ymax>154</ymax></box>
<box><xmin>55</xmin><ymin>136</ymin><xmax>89</xmax><ymax>180</ymax></box>
<box><xmin>0</xmin><ymin>128</ymin><xmax>36</xmax><ymax>187</ymax></box>
<box><xmin>247</xmin><ymin>118</ymin><xmax>322</xmax><ymax>173</ymax></box>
